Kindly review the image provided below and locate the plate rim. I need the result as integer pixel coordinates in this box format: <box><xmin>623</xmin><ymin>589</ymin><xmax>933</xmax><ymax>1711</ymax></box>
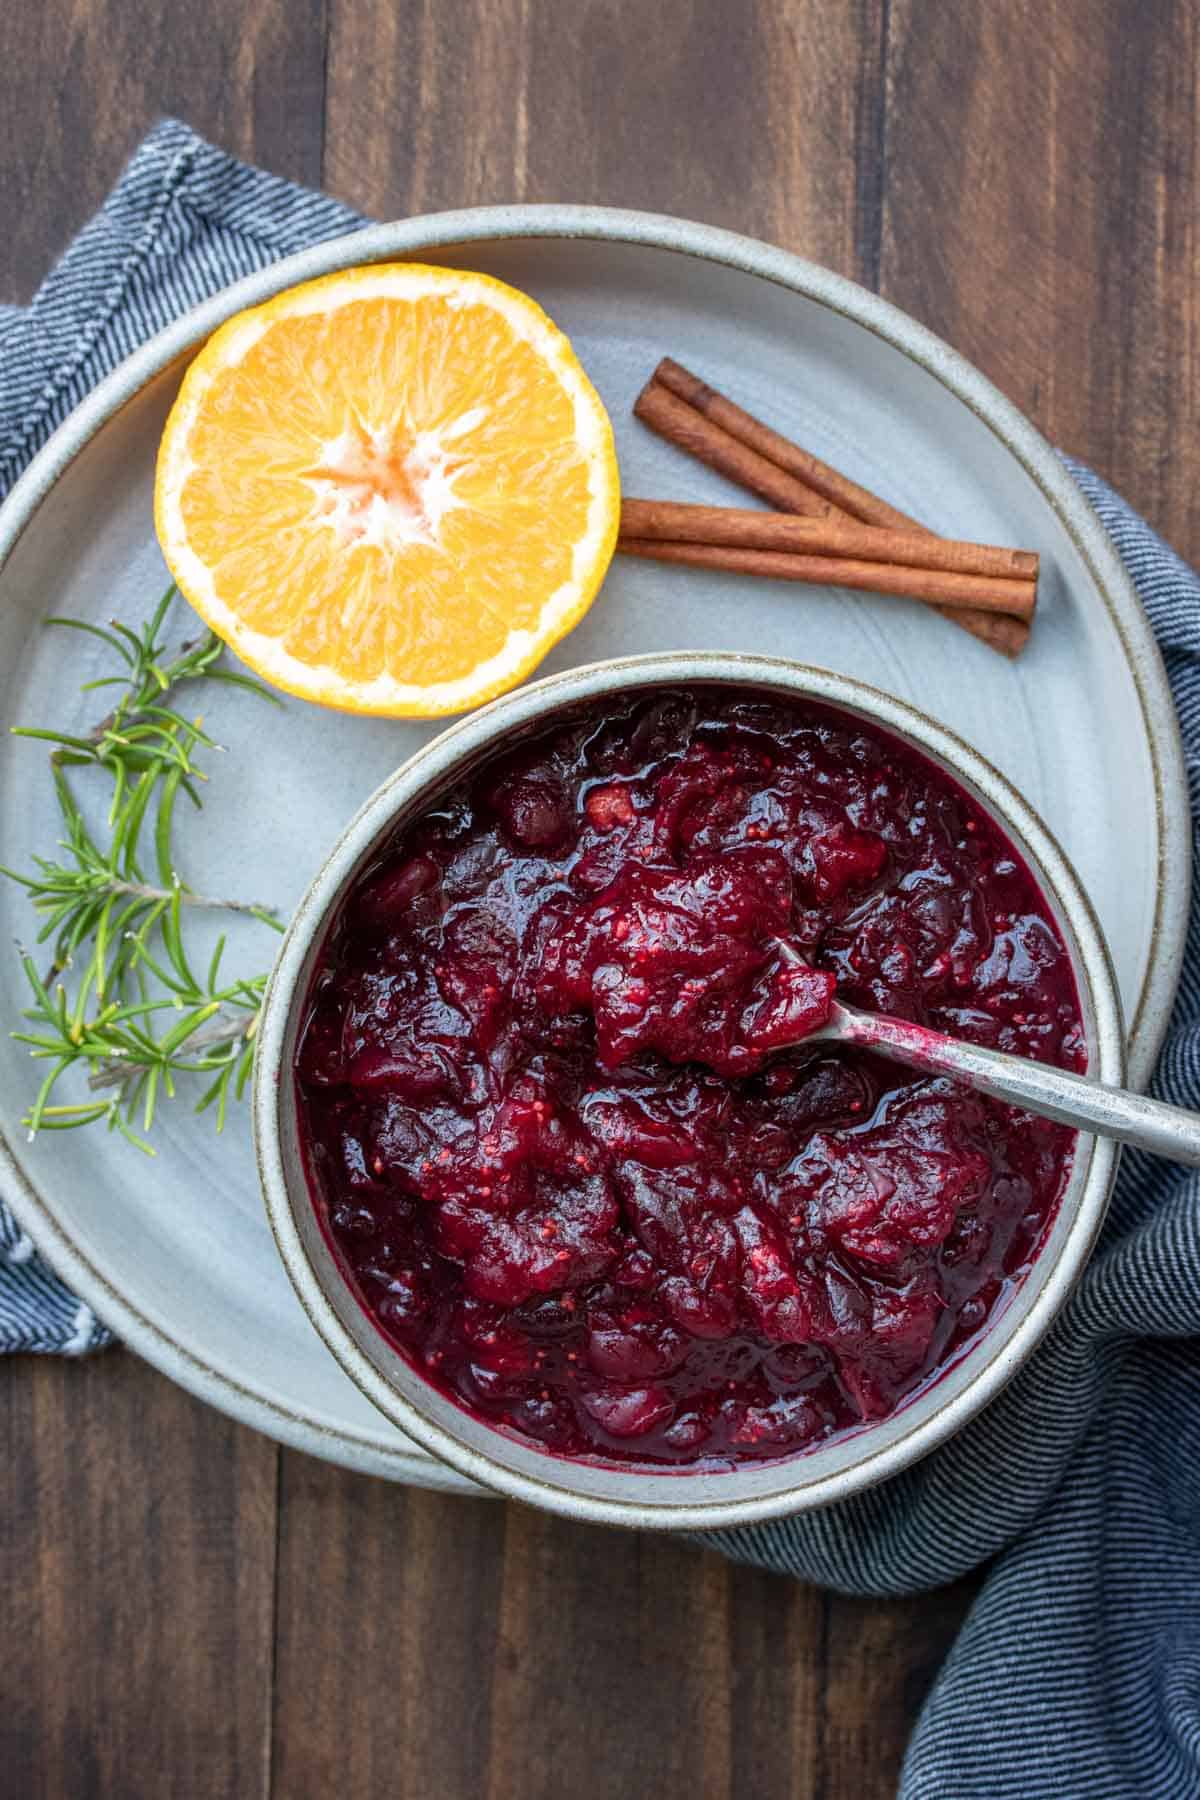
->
<box><xmin>0</xmin><ymin>201</ymin><xmax>1188</xmax><ymax>1487</ymax></box>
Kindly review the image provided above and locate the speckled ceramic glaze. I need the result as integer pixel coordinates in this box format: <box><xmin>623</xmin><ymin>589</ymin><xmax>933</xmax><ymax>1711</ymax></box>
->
<box><xmin>0</xmin><ymin>206</ymin><xmax>1185</xmax><ymax>1493</ymax></box>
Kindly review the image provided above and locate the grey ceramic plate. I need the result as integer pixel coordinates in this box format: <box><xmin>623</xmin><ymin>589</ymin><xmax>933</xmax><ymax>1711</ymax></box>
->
<box><xmin>0</xmin><ymin>206</ymin><xmax>1188</xmax><ymax>1493</ymax></box>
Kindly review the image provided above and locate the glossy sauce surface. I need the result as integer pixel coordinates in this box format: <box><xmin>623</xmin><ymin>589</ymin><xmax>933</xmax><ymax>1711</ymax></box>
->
<box><xmin>296</xmin><ymin>690</ymin><xmax>1083</xmax><ymax>1468</ymax></box>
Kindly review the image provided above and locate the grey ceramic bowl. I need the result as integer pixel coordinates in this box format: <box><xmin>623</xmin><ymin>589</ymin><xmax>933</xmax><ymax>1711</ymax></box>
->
<box><xmin>253</xmin><ymin>652</ymin><xmax>1123</xmax><ymax>1529</ymax></box>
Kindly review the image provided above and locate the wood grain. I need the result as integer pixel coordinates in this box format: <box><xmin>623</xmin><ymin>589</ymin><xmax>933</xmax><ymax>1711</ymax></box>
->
<box><xmin>322</xmin><ymin>0</ymin><xmax>886</xmax><ymax>283</ymax></box>
<box><xmin>481</xmin><ymin>1514</ymin><xmax>734</xmax><ymax>1798</ymax></box>
<box><xmin>0</xmin><ymin>1349</ymin><xmax>276</xmax><ymax>1800</ymax></box>
<box><xmin>823</xmin><ymin>1583</ymin><xmax>977</xmax><ymax>1800</ymax></box>
<box><xmin>271</xmin><ymin>1468</ymin><xmax>504</xmax><ymax>1797</ymax></box>
<box><xmin>0</xmin><ymin>0</ymin><xmax>326</xmax><ymax>305</ymax></box>
<box><xmin>880</xmin><ymin>0</ymin><xmax>1200</xmax><ymax>560</ymax></box>
<box><xmin>270</xmin><ymin>1453</ymin><xmax>975</xmax><ymax>1798</ymax></box>
<box><xmin>5</xmin><ymin>0</ymin><xmax>1197</xmax><ymax>1794</ymax></box>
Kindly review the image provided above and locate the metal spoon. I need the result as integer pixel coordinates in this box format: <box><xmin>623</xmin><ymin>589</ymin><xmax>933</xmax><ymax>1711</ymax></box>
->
<box><xmin>809</xmin><ymin>999</ymin><xmax>1200</xmax><ymax>1168</ymax></box>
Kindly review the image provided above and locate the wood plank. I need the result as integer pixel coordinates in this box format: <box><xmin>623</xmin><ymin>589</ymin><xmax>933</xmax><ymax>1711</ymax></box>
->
<box><xmin>0</xmin><ymin>0</ymin><xmax>326</xmax><ymax>305</ymax></box>
<box><xmin>322</xmin><ymin>0</ymin><xmax>886</xmax><ymax>283</ymax></box>
<box><xmin>271</xmin><ymin>1468</ymin><xmax>505</xmax><ymax>1797</ymax></box>
<box><xmin>880</xmin><ymin>0</ymin><xmax>1200</xmax><ymax>556</ymax></box>
<box><xmin>0</xmin><ymin>1348</ymin><xmax>277</xmax><ymax>1800</ymax></box>
<box><xmin>272</xmin><ymin>1468</ymin><xmax>974</xmax><ymax>1800</ymax></box>
<box><xmin>823</xmin><ymin>1581</ymin><xmax>980</xmax><ymax>1798</ymax></box>
<box><xmin>271</xmin><ymin>1465</ymin><xmax>740</xmax><ymax>1799</ymax></box>
<box><xmin>482</xmin><ymin>1515</ymin><xmax>734</xmax><ymax>1799</ymax></box>
<box><xmin>281</xmin><ymin>1468</ymin><xmax>840</xmax><ymax>1800</ymax></box>
<box><xmin>725</xmin><ymin>1561</ymin><xmax>830</xmax><ymax>1796</ymax></box>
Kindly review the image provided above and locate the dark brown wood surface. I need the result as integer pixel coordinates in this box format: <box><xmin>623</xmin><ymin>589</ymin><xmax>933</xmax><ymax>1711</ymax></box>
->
<box><xmin>1</xmin><ymin>3</ymin><xmax>1195</xmax><ymax>1795</ymax></box>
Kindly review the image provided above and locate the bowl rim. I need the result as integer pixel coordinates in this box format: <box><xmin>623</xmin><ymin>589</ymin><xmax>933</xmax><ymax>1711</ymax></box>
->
<box><xmin>254</xmin><ymin>650</ymin><xmax>1123</xmax><ymax>1529</ymax></box>
<box><xmin>0</xmin><ymin>200</ymin><xmax>1177</xmax><ymax>1490</ymax></box>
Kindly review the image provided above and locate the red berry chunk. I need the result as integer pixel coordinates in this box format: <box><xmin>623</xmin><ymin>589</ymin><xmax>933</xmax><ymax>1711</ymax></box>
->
<box><xmin>535</xmin><ymin>849</ymin><xmax>833</xmax><ymax>1074</ymax></box>
<box><xmin>585</xmin><ymin>783</ymin><xmax>636</xmax><ymax>831</ymax></box>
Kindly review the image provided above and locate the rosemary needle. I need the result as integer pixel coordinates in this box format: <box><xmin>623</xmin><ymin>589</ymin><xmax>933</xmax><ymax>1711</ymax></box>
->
<box><xmin>2</xmin><ymin>587</ymin><xmax>285</xmax><ymax>1153</ymax></box>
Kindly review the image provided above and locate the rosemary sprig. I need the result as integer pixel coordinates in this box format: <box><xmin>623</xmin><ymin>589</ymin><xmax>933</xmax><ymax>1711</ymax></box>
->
<box><xmin>2</xmin><ymin>587</ymin><xmax>285</xmax><ymax>1153</ymax></box>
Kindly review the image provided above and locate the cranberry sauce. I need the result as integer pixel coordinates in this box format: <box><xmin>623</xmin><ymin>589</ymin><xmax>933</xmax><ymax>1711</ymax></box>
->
<box><xmin>295</xmin><ymin>689</ymin><xmax>1084</xmax><ymax>1468</ymax></box>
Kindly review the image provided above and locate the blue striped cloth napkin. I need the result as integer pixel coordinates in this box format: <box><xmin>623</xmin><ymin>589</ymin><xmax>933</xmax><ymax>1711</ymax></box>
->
<box><xmin>4</xmin><ymin>120</ymin><xmax>1199</xmax><ymax>1799</ymax></box>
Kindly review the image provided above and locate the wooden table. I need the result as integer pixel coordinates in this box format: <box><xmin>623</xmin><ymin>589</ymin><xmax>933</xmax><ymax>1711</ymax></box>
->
<box><xmin>2</xmin><ymin>3</ymin><xmax>1195</xmax><ymax>1794</ymax></box>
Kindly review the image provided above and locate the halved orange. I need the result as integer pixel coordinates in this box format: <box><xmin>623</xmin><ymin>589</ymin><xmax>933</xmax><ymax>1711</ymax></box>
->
<box><xmin>154</xmin><ymin>265</ymin><xmax>620</xmax><ymax>717</ymax></box>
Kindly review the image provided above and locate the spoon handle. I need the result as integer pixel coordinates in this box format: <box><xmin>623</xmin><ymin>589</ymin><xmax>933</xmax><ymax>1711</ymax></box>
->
<box><xmin>826</xmin><ymin>1003</ymin><xmax>1200</xmax><ymax>1167</ymax></box>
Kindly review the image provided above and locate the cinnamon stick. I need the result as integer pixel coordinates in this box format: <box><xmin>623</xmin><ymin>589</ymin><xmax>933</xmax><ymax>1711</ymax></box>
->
<box><xmin>653</xmin><ymin>357</ymin><xmax>919</xmax><ymax>531</ymax></box>
<box><xmin>616</xmin><ymin>538</ymin><xmax>1035</xmax><ymax>625</ymax></box>
<box><xmin>633</xmin><ymin>381</ymin><xmax>840</xmax><ymax>521</ymax></box>
<box><xmin>632</xmin><ymin>364</ymin><xmax>1035</xmax><ymax>655</ymax></box>
<box><xmin>620</xmin><ymin>499</ymin><xmax>1039</xmax><ymax>600</ymax></box>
